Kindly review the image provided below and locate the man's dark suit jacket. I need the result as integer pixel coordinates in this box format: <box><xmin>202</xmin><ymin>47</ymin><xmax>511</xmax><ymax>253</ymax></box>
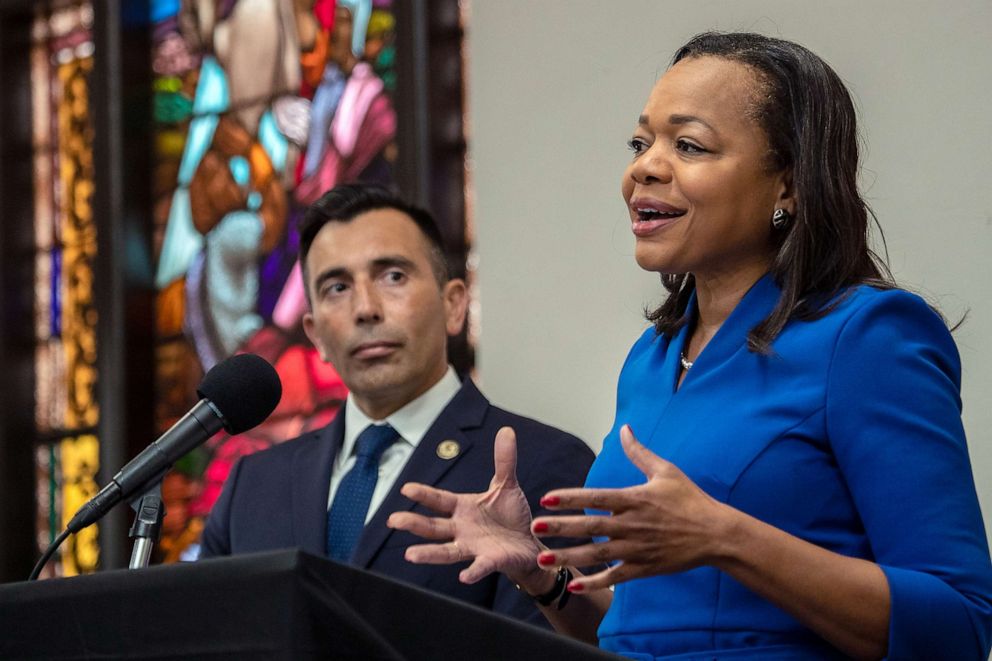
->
<box><xmin>200</xmin><ymin>378</ymin><xmax>595</xmax><ymax>625</ymax></box>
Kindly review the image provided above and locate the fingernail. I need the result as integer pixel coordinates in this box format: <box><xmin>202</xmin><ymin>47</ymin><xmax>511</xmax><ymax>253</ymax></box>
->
<box><xmin>540</xmin><ymin>496</ymin><xmax>560</xmax><ymax>507</ymax></box>
<box><xmin>537</xmin><ymin>552</ymin><xmax>556</xmax><ymax>566</ymax></box>
<box><xmin>532</xmin><ymin>521</ymin><xmax>549</xmax><ymax>533</ymax></box>
<box><xmin>567</xmin><ymin>581</ymin><xmax>584</xmax><ymax>593</ymax></box>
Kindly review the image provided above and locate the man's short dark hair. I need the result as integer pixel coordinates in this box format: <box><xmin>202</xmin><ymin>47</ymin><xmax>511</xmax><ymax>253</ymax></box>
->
<box><xmin>299</xmin><ymin>183</ymin><xmax>450</xmax><ymax>291</ymax></box>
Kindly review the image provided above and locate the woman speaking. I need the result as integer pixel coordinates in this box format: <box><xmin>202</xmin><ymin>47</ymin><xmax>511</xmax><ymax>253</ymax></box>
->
<box><xmin>387</xmin><ymin>32</ymin><xmax>992</xmax><ymax>660</ymax></box>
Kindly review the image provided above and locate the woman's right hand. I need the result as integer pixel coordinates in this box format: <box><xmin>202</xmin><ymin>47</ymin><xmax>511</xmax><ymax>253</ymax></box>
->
<box><xmin>386</xmin><ymin>426</ymin><xmax>551</xmax><ymax>590</ymax></box>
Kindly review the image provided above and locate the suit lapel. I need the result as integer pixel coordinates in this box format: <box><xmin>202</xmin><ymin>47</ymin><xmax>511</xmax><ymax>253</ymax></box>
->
<box><xmin>291</xmin><ymin>412</ymin><xmax>345</xmax><ymax>555</ymax></box>
<box><xmin>350</xmin><ymin>379</ymin><xmax>490</xmax><ymax>568</ymax></box>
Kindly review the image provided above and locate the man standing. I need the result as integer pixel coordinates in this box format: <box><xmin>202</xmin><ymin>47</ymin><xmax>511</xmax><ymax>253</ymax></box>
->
<box><xmin>200</xmin><ymin>184</ymin><xmax>594</xmax><ymax>625</ymax></box>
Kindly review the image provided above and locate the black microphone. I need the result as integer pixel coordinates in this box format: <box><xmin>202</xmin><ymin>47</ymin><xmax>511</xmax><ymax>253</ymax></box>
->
<box><xmin>65</xmin><ymin>353</ymin><xmax>282</xmax><ymax>534</ymax></box>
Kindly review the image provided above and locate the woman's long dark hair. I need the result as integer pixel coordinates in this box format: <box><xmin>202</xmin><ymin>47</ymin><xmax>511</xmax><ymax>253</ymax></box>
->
<box><xmin>647</xmin><ymin>32</ymin><xmax>895</xmax><ymax>352</ymax></box>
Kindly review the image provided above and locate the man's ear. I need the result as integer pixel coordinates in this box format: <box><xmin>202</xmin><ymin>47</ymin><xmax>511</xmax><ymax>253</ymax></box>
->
<box><xmin>442</xmin><ymin>278</ymin><xmax>468</xmax><ymax>336</ymax></box>
<box><xmin>302</xmin><ymin>312</ymin><xmax>327</xmax><ymax>362</ymax></box>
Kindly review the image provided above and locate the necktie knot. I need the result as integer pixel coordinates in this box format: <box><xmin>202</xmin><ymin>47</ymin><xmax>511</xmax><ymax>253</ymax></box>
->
<box><xmin>355</xmin><ymin>424</ymin><xmax>398</xmax><ymax>463</ymax></box>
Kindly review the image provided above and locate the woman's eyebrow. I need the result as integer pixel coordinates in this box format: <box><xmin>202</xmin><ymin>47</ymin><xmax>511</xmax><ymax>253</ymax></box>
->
<box><xmin>638</xmin><ymin>113</ymin><xmax>716</xmax><ymax>132</ymax></box>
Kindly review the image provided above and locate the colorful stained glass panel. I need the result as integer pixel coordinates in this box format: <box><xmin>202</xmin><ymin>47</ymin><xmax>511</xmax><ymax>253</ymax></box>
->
<box><xmin>31</xmin><ymin>0</ymin><xmax>99</xmax><ymax>577</ymax></box>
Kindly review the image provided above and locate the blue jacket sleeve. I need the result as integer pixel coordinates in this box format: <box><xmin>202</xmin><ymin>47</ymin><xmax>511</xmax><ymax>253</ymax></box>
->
<box><xmin>825</xmin><ymin>289</ymin><xmax>992</xmax><ymax>660</ymax></box>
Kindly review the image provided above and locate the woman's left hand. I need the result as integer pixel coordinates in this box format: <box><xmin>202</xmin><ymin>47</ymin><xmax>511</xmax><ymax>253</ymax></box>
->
<box><xmin>533</xmin><ymin>424</ymin><xmax>735</xmax><ymax>592</ymax></box>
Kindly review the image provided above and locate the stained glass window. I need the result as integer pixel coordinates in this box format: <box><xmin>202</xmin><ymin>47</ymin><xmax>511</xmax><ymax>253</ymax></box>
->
<box><xmin>31</xmin><ymin>0</ymin><xmax>99</xmax><ymax>578</ymax></box>
<box><xmin>20</xmin><ymin>0</ymin><xmax>469</xmax><ymax>574</ymax></box>
<box><xmin>148</xmin><ymin>0</ymin><xmax>410</xmax><ymax>562</ymax></box>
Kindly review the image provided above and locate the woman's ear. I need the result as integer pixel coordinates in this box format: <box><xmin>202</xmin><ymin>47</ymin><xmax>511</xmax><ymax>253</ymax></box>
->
<box><xmin>776</xmin><ymin>168</ymin><xmax>797</xmax><ymax>216</ymax></box>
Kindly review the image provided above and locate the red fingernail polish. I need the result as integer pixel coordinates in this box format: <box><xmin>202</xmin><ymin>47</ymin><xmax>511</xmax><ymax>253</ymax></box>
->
<box><xmin>567</xmin><ymin>581</ymin><xmax>584</xmax><ymax>593</ymax></box>
<box><xmin>532</xmin><ymin>521</ymin><xmax>549</xmax><ymax>533</ymax></box>
<box><xmin>537</xmin><ymin>552</ymin><xmax>556</xmax><ymax>566</ymax></box>
<box><xmin>540</xmin><ymin>496</ymin><xmax>560</xmax><ymax>507</ymax></box>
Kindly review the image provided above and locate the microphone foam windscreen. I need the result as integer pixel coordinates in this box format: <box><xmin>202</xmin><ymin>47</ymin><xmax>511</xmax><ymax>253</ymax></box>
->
<box><xmin>197</xmin><ymin>353</ymin><xmax>283</xmax><ymax>434</ymax></box>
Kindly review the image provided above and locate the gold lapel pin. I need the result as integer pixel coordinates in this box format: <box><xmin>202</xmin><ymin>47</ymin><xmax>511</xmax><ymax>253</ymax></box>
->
<box><xmin>436</xmin><ymin>439</ymin><xmax>460</xmax><ymax>460</ymax></box>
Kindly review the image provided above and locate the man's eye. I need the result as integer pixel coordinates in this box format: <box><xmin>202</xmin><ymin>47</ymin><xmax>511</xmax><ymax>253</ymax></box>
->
<box><xmin>384</xmin><ymin>270</ymin><xmax>406</xmax><ymax>284</ymax></box>
<box><xmin>321</xmin><ymin>282</ymin><xmax>348</xmax><ymax>297</ymax></box>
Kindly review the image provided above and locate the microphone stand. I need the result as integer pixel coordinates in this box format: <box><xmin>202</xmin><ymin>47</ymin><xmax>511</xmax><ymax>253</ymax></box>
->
<box><xmin>128</xmin><ymin>478</ymin><xmax>166</xmax><ymax>570</ymax></box>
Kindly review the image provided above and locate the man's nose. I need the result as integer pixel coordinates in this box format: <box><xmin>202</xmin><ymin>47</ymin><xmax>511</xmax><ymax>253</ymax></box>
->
<box><xmin>352</xmin><ymin>280</ymin><xmax>383</xmax><ymax>323</ymax></box>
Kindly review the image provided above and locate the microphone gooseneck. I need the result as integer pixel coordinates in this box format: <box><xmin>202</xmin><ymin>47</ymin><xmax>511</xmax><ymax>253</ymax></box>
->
<box><xmin>31</xmin><ymin>353</ymin><xmax>282</xmax><ymax>579</ymax></box>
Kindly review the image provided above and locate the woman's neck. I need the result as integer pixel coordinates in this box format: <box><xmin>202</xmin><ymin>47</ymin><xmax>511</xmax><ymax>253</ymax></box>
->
<box><xmin>687</xmin><ymin>264</ymin><xmax>768</xmax><ymax>357</ymax></box>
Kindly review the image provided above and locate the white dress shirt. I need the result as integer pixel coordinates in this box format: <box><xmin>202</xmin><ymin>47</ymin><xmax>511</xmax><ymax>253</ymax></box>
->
<box><xmin>327</xmin><ymin>366</ymin><xmax>462</xmax><ymax>522</ymax></box>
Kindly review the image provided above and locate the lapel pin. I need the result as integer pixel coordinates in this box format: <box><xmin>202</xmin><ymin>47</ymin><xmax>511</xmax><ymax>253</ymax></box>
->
<box><xmin>436</xmin><ymin>439</ymin><xmax>460</xmax><ymax>460</ymax></box>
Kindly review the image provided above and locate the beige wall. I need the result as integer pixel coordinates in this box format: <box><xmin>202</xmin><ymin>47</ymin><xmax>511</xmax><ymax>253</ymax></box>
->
<box><xmin>467</xmin><ymin>0</ymin><xmax>992</xmax><ymax>538</ymax></box>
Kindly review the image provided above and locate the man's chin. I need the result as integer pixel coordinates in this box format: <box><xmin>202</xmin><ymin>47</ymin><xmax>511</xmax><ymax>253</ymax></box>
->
<box><xmin>345</xmin><ymin>365</ymin><xmax>410</xmax><ymax>400</ymax></box>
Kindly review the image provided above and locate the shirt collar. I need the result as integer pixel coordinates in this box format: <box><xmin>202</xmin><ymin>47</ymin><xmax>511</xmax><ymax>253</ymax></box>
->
<box><xmin>341</xmin><ymin>366</ymin><xmax>462</xmax><ymax>457</ymax></box>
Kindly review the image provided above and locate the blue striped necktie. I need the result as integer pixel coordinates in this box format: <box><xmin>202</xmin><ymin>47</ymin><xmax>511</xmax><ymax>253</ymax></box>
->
<box><xmin>326</xmin><ymin>424</ymin><xmax>399</xmax><ymax>562</ymax></box>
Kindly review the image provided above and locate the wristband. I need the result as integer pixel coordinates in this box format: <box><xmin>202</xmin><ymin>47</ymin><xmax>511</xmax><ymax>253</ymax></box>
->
<box><xmin>530</xmin><ymin>566</ymin><xmax>572</xmax><ymax>610</ymax></box>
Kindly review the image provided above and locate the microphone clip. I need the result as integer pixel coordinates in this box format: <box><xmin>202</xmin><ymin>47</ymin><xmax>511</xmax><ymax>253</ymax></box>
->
<box><xmin>128</xmin><ymin>480</ymin><xmax>167</xmax><ymax>570</ymax></box>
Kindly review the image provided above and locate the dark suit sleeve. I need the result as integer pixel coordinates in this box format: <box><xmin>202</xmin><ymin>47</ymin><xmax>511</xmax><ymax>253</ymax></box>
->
<box><xmin>199</xmin><ymin>456</ymin><xmax>245</xmax><ymax>559</ymax></box>
<box><xmin>491</xmin><ymin>424</ymin><xmax>596</xmax><ymax>624</ymax></box>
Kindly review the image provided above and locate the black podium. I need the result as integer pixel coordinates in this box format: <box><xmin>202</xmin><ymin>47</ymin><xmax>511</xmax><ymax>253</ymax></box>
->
<box><xmin>0</xmin><ymin>549</ymin><xmax>619</xmax><ymax>660</ymax></box>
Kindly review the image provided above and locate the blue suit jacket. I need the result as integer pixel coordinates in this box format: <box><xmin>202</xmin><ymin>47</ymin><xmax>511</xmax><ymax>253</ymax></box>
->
<box><xmin>200</xmin><ymin>378</ymin><xmax>595</xmax><ymax>625</ymax></box>
<box><xmin>587</xmin><ymin>276</ymin><xmax>992</xmax><ymax>659</ymax></box>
